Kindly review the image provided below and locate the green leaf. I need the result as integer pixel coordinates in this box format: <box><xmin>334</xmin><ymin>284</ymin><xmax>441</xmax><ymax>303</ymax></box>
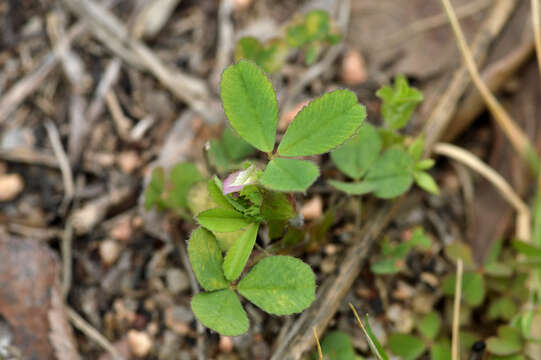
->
<box><xmin>512</xmin><ymin>239</ymin><xmax>541</xmax><ymax>258</ymax></box>
<box><xmin>197</xmin><ymin>208</ymin><xmax>253</xmax><ymax>232</ymax></box>
<box><xmin>442</xmin><ymin>272</ymin><xmax>485</xmax><ymax>306</ymax></box>
<box><xmin>415</xmin><ymin>158</ymin><xmax>435</xmax><ymax>170</ymax></box>
<box><xmin>220</xmin><ymin>60</ymin><xmax>278</xmax><ymax>152</ymax></box>
<box><xmin>388</xmin><ymin>333</ymin><xmax>426</xmax><ymax>360</ymax></box>
<box><xmin>237</xmin><ymin>255</ymin><xmax>315</xmax><ymax>315</ymax></box>
<box><xmin>445</xmin><ymin>242</ymin><xmax>475</xmax><ymax>268</ymax></box>
<box><xmin>486</xmin><ymin>326</ymin><xmax>522</xmax><ymax>356</ymax></box>
<box><xmin>484</xmin><ymin>262</ymin><xmax>513</xmax><ymax>277</ymax></box>
<box><xmin>260</xmin><ymin>190</ymin><xmax>296</xmax><ymax>221</ymax></box>
<box><xmin>168</xmin><ymin>162</ymin><xmax>204</xmax><ymax>208</ymax></box>
<box><xmin>485</xmin><ymin>238</ymin><xmax>504</xmax><ymax>265</ymax></box>
<box><xmin>191</xmin><ymin>290</ymin><xmax>249</xmax><ymax>336</ymax></box>
<box><xmin>417</xmin><ymin>312</ymin><xmax>441</xmax><ymax>340</ymax></box>
<box><xmin>360</xmin><ymin>315</ymin><xmax>389</xmax><ymax>360</ymax></box>
<box><xmin>187</xmin><ymin>228</ymin><xmax>228</xmax><ymax>291</ymax></box>
<box><xmin>363</xmin><ymin>147</ymin><xmax>414</xmax><ymax>199</ymax></box>
<box><xmin>145</xmin><ymin>167</ymin><xmax>166</xmax><ymax>210</ymax></box>
<box><xmin>376</xmin><ymin>75</ymin><xmax>423</xmax><ymax>130</ymax></box>
<box><xmin>234</xmin><ymin>37</ymin><xmax>263</xmax><ymax>63</ymax></box>
<box><xmin>260</xmin><ymin>158</ymin><xmax>319</xmax><ymax>192</ymax></box>
<box><xmin>328</xmin><ymin>180</ymin><xmax>377</xmax><ymax>195</ymax></box>
<box><xmin>430</xmin><ymin>340</ymin><xmax>452</xmax><ymax>360</ymax></box>
<box><xmin>408</xmin><ymin>135</ymin><xmax>424</xmax><ymax>161</ymax></box>
<box><xmin>371</xmin><ymin>259</ymin><xmax>401</xmax><ymax>274</ymax></box>
<box><xmin>208</xmin><ymin>127</ymin><xmax>255</xmax><ymax>170</ymax></box>
<box><xmin>304</xmin><ymin>10</ymin><xmax>330</xmax><ymax>41</ymax></box>
<box><xmin>317</xmin><ymin>331</ymin><xmax>356</xmax><ymax>360</ymax></box>
<box><xmin>330</xmin><ymin>123</ymin><xmax>382</xmax><ymax>180</ymax></box>
<box><xmin>208</xmin><ymin>177</ymin><xmax>235</xmax><ymax>210</ymax></box>
<box><xmin>223</xmin><ymin>223</ymin><xmax>259</xmax><ymax>281</ymax></box>
<box><xmin>413</xmin><ymin>170</ymin><xmax>439</xmax><ymax>195</ymax></box>
<box><xmin>277</xmin><ymin>90</ymin><xmax>366</xmax><ymax>156</ymax></box>
<box><xmin>409</xmin><ymin>227</ymin><xmax>432</xmax><ymax>250</ymax></box>
<box><xmin>488</xmin><ymin>297</ymin><xmax>517</xmax><ymax>321</ymax></box>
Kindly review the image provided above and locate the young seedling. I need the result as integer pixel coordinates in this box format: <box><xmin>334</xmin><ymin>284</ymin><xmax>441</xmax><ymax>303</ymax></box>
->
<box><xmin>370</xmin><ymin>227</ymin><xmax>431</xmax><ymax>275</ymax></box>
<box><xmin>329</xmin><ymin>76</ymin><xmax>439</xmax><ymax>198</ymax></box>
<box><xmin>184</xmin><ymin>59</ymin><xmax>366</xmax><ymax>335</ymax></box>
<box><xmin>312</xmin><ymin>331</ymin><xmax>357</xmax><ymax>360</ymax></box>
<box><xmin>235</xmin><ymin>9</ymin><xmax>341</xmax><ymax>73</ymax></box>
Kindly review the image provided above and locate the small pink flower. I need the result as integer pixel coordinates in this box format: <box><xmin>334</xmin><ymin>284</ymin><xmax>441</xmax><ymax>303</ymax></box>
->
<box><xmin>222</xmin><ymin>164</ymin><xmax>258</xmax><ymax>195</ymax></box>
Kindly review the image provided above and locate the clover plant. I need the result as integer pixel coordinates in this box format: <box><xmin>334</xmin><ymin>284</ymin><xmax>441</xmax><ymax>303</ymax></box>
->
<box><xmin>329</xmin><ymin>75</ymin><xmax>439</xmax><ymax>198</ymax></box>
<box><xmin>235</xmin><ymin>9</ymin><xmax>340</xmax><ymax>73</ymax></box>
<box><xmin>145</xmin><ymin>59</ymin><xmax>367</xmax><ymax>336</ymax></box>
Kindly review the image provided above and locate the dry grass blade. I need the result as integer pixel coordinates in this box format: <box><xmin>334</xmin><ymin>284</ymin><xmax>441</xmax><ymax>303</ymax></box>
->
<box><xmin>532</xmin><ymin>0</ymin><xmax>541</xmax><ymax>79</ymax></box>
<box><xmin>313</xmin><ymin>327</ymin><xmax>323</xmax><ymax>360</ymax></box>
<box><xmin>440</xmin><ymin>0</ymin><xmax>536</xmax><ymax>170</ymax></box>
<box><xmin>452</xmin><ymin>259</ymin><xmax>463</xmax><ymax>360</ymax></box>
<box><xmin>433</xmin><ymin>142</ymin><xmax>531</xmax><ymax>242</ymax></box>
<box><xmin>349</xmin><ymin>303</ymin><xmax>387</xmax><ymax>360</ymax></box>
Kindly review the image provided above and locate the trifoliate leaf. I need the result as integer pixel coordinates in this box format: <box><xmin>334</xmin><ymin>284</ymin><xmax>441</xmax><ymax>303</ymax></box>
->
<box><xmin>408</xmin><ymin>134</ymin><xmax>425</xmax><ymax>161</ymax></box>
<box><xmin>488</xmin><ymin>297</ymin><xmax>517</xmax><ymax>321</ymax></box>
<box><xmin>220</xmin><ymin>60</ymin><xmax>278</xmax><ymax>152</ymax></box>
<box><xmin>260</xmin><ymin>158</ymin><xmax>319</xmax><ymax>192</ymax></box>
<box><xmin>223</xmin><ymin>223</ymin><xmax>259</xmax><ymax>281</ymax></box>
<box><xmin>486</xmin><ymin>326</ymin><xmax>522</xmax><ymax>356</ymax></box>
<box><xmin>207</xmin><ymin>126</ymin><xmax>254</xmax><ymax>171</ymax></box>
<box><xmin>260</xmin><ymin>190</ymin><xmax>296</xmax><ymax>221</ymax></box>
<box><xmin>376</xmin><ymin>75</ymin><xmax>423</xmax><ymax>130</ymax></box>
<box><xmin>442</xmin><ymin>272</ymin><xmax>485</xmax><ymax>306</ymax></box>
<box><xmin>208</xmin><ymin>177</ymin><xmax>235</xmax><ymax>210</ymax></box>
<box><xmin>512</xmin><ymin>239</ymin><xmax>541</xmax><ymax>258</ymax></box>
<box><xmin>388</xmin><ymin>333</ymin><xmax>426</xmax><ymax>360</ymax></box>
<box><xmin>330</xmin><ymin>123</ymin><xmax>382</xmax><ymax>180</ymax></box>
<box><xmin>445</xmin><ymin>242</ymin><xmax>475</xmax><ymax>268</ymax></box>
<box><xmin>197</xmin><ymin>208</ymin><xmax>253</xmax><ymax>232</ymax></box>
<box><xmin>277</xmin><ymin>90</ymin><xmax>366</xmax><ymax>156</ymax></box>
<box><xmin>238</xmin><ymin>255</ymin><xmax>315</xmax><ymax>315</ymax></box>
<box><xmin>430</xmin><ymin>340</ymin><xmax>452</xmax><ymax>360</ymax></box>
<box><xmin>187</xmin><ymin>228</ymin><xmax>228</xmax><ymax>291</ymax></box>
<box><xmin>191</xmin><ymin>290</ymin><xmax>249</xmax><ymax>336</ymax></box>
<box><xmin>363</xmin><ymin>147</ymin><xmax>414</xmax><ymax>199</ymax></box>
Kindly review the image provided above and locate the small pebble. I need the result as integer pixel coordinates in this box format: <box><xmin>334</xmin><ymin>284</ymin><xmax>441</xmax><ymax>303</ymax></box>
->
<box><xmin>117</xmin><ymin>151</ymin><xmax>141</xmax><ymax>174</ymax></box>
<box><xmin>219</xmin><ymin>336</ymin><xmax>233</xmax><ymax>353</ymax></box>
<box><xmin>420</xmin><ymin>272</ymin><xmax>439</xmax><ymax>287</ymax></box>
<box><xmin>127</xmin><ymin>330</ymin><xmax>152</xmax><ymax>358</ymax></box>
<box><xmin>0</xmin><ymin>173</ymin><xmax>24</xmax><ymax>201</ymax></box>
<box><xmin>320</xmin><ymin>257</ymin><xmax>336</xmax><ymax>274</ymax></box>
<box><xmin>165</xmin><ymin>268</ymin><xmax>189</xmax><ymax>294</ymax></box>
<box><xmin>99</xmin><ymin>239</ymin><xmax>121</xmax><ymax>266</ymax></box>
<box><xmin>301</xmin><ymin>196</ymin><xmax>323</xmax><ymax>220</ymax></box>
<box><xmin>341</xmin><ymin>49</ymin><xmax>367</xmax><ymax>85</ymax></box>
<box><xmin>392</xmin><ymin>281</ymin><xmax>414</xmax><ymax>300</ymax></box>
<box><xmin>233</xmin><ymin>0</ymin><xmax>252</xmax><ymax>11</ymax></box>
<box><xmin>110</xmin><ymin>217</ymin><xmax>133</xmax><ymax>242</ymax></box>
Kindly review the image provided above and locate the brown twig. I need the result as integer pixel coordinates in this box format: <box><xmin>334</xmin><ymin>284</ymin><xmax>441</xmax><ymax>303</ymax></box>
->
<box><xmin>439</xmin><ymin>0</ymin><xmax>534</xmax><ymax>167</ymax></box>
<box><xmin>532</xmin><ymin>0</ymin><xmax>541</xmax><ymax>80</ymax></box>
<box><xmin>423</xmin><ymin>0</ymin><xmax>518</xmax><ymax>152</ymax></box>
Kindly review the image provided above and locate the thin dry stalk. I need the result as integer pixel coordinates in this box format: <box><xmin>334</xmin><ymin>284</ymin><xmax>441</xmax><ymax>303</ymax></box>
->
<box><xmin>67</xmin><ymin>307</ymin><xmax>123</xmax><ymax>360</ymax></box>
<box><xmin>452</xmin><ymin>259</ymin><xmax>463</xmax><ymax>360</ymax></box>
<box><xmin>313</xmin><ymin>328</ymin><xmax>323</xmax><ymax>360</ymax></box>
<box><xmin>433</xmin><ymin>142</ymin><xmax>531</xmax><ymax>241</ymax></box>
<box><xmin>440</xmin><ymin>0</ymin><xmax>535</xmax><ymax>167</ymax></box>
<box><xmin>532</xmin><ymin>0</ymin><xmax>541</xmax><ymax>79</ymax></box>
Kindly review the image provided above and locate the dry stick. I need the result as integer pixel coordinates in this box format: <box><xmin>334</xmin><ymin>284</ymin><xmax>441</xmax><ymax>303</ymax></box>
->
<box><xmin>59</xmin><ymin>0</ymin><xmax>220</xmax><ymax>123</ymax></box>
<box><xmin>60</xmin><ymin>220</ymin><xmax>74</xmax><ymax>299</ymax></box>
<box><xmin>452</xmin><ymin>259</ymin><xmax>463</xmax><ymax>360</ymax></box>
<box><xmin>373</xmin><ymin>0</ymin><xmax>492</xmax><ymax>51</ymax></box>
<box><xmin>313</xmin><ymin>328</ymin><xmax>323</xmax><ymax>360</ymax></box>
<box><xmin>440</xmin><ymin>0</ymin><xmax>535</xmax><ymax>168</ymax></box>
<box><xmin>210</xmin><ymin>0</ymin><xmax>234</xmax><ymax>91</ymax></box>
<box><xmin>45</xmin><ymin>120</ymin><xmax>74</xmax><ymax>210</ymax></box>
<box><xmin>446</xmin><ymin>33</ymin><xmax>535</xmax><ymax>142</ymax></box>
<box><xmin>532</xmin><ymin>0</ymin><xmax>541</xmax><ymax>79</ymax></box>
<box><xmin>423</xmin><ymin>0</ymin><xmax>518</xmax><ymax>152</ymax></box>
<box><xmin>270</xmin><ymin>202</ymin><xmax>397</xmax><ymax>360</ymax></box>
<box><xmin>434</xmin><ymin>142</ymin><xmax>531</xmax><ymax>241</ymax></box>
<box><xmin>67</xmin><ymin>307</ymin><xmax>123</xmax><ymax>360</ymax></box>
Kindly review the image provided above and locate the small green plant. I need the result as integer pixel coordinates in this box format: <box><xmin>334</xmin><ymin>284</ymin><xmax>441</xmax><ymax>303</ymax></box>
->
<box><xmin>235</xmin><ymin>9</ymin><xmax>340</xmax><ymax>73</ymax></box>
<box><xmin>329</xmin><ymin>76</ymin><xmax>439</xmax><ymax>198</ymax></box>
<box><xmin>146</xmin><ymin>59</ymin><xmax>367</xmax><ymax>336</ymax></box>
<box><xmin>370</xmin><ymin>227</ymin><xmax>431</xmax><ymax>275</ymax></box>
<box><xmin>312</xmin><ymin>331</ymin><xmax>357</xmax><ymax>360</ymax></box>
